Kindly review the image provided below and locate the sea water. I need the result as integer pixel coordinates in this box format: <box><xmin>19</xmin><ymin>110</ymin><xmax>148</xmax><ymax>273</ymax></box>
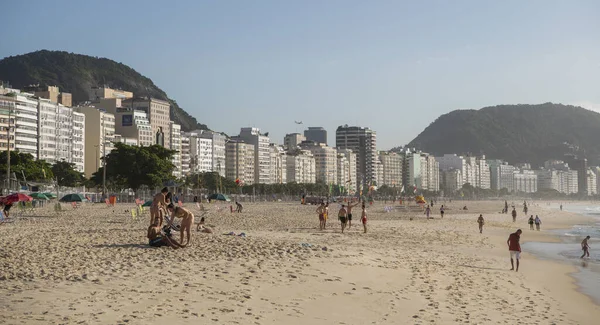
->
<box><xmin>522</xmin><ymin>203</ymin><xmax>600</xmax><ymax>304</ymax></box>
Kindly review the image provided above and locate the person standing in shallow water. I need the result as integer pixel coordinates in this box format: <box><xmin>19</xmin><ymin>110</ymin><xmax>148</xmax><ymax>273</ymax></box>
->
<box><xmin>581</xmin><ymin>236</ymin><xmax>591</xmax><ymax>259</ymax></box>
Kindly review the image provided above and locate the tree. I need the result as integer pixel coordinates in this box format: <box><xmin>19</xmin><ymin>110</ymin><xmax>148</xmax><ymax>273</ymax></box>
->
<box><xmin>52</xmin><ymin>161</ymin><xmax>84</xmax><ymax>187</ymax></box>
<box><xmin>0</xmin><ymin>150</ymin><xmax>53</xmax><ymax>183</ymax></box>
<box><xmin>91</xmin><ymin>143</ymin><xmax>176</xmax><ymax>195</ymax></box>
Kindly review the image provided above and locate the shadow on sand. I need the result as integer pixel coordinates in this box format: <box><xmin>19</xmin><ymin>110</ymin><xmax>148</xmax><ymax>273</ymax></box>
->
<box><xmin>459</xmin><ymin>264</ymin><xmax>509</xmax><ymax>272</ymax></box>
<box><xmin>92</xmin><ymin>243</ymin><xmax>153</xmax><ymax>249</ymax></box>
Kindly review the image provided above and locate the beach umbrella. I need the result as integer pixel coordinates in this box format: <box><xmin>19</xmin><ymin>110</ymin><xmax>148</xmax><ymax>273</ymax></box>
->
<box><xmin>30</xmin><ymin>192</ymin><xmax>49</xmax><ymax>200</ymax></box>
<box><xmin>59</xmin><ymin>193</ymin><xmax>87</xmax><ymax>203</ymax></box>
<box><xmin>1</xmin><ymin>193</ymin><xmax>33</xmax><ymax>204</ymax></box>
<box><xmin>208</xmin><ymin>193</ymin><xmax>231</xmax><ymax>202</ymax></box>
<box><xmin>142</xmin><ymin>200</ymin><xmax>153</xmax><ymax>207</ymax></box>
<box><xmin>43</xmin><ymin>192</ymin><xmax>57</xmax><ymax>199</ymax></box>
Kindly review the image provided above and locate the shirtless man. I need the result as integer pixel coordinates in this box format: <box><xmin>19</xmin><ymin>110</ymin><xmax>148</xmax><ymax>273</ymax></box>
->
<box><xmin>166</xmin><ymin>204</ymin><xmax>195</xmax><ymax>247</ymax></box>
<box><xmin>150</xmin><ymin>187</ymin><xmax>169</xmax><ymax>226</ymax></box>
<box><xmin>147</xmin><ymin>220</ymin><xmax>183</xmax><ymax>249</ymax></box>
<box><xmin>316</xmin><ymin>202</ymin><xmax>326</xmax><ymax>230</ymax></box>
<box><xmin>581</xmin><ymin>236</ymin><xmax>591</xmax><ymax>259</ymax></box>
<box><xmin>477</xmin><ymin>214</ymin><xmax>485</xmax><ymax>234</ymax></box>
<box><xmin>338</xmin><ymin>204</ymin><xmax>348</xmax><ymax>233</ymax></box>
<box><xmin>507</xmin><ymin>229</ymin><xmax>522</xmax><ymax>272</ymax></box>
<box><xmin>346</xmin><ymin>200</ymin><xmax>359</xmax><ymax>228</ymax></box>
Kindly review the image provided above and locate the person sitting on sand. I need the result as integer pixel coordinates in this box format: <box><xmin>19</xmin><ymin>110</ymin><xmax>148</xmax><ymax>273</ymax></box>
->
<box><xmin>361</xmin><ymin>204</ymin><xmax>368</xmax><ymax>234</ymax></box>
<box><xmin>477</xmin><ymin>214</ymin><xmax>485</xmax><ymax>234</ymax></box>
<box><xmin>316</xmin><ymin>202</ymin><xmax>326</xmax><ymax>230</ymax></box>
<box><xmin>581</xmin><ymin>236</ymin><xmax>591</xmax><ymax>259</ymax></box>
<box><xmin>338</xmin><ymin>204</ymin><xmax>348</xmax><ymax>233</ymax></box>
<box><xmin>166</xmin><ymin>203</ymin><xmax>195</xmax><ymax>247</ymax></box>
<box><xmin>507</xmin><ymin>229</ymin><xmax>522</xmax><ymax>272</ymax></box>
<box><xmin>511</xmin><ymin>208</ymin><xmax>517</xmax><ymax>223</ymax></box>
<box><xmin>196</xmin><ymin>217</ymin><xmax>213</xmax><ymax>233</ymax></box>
<box><xmin>151</xmin><ymin>187</ymin><xmax>169</xmax><ymax>227</ymax></box>
<box><xmin>147</xmin><ymin>220</ymin><xmax>183</xmax><ymax>249</ymax></box>
<box><xmin>534</xmin><ymin>215</ymin><xmax>541</xmax><ymax>231</ymax></box>
<box><xmin>235</xmin><ymin>201</ymin><xmax>243</xmax><ymax>213</ymax></box>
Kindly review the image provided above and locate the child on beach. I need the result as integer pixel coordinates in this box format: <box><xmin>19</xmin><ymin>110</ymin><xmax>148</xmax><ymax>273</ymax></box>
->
<box><xmin>361</xmin><ymin>205</ymin><xmax>367</xmax><ymax>233</ymax></box>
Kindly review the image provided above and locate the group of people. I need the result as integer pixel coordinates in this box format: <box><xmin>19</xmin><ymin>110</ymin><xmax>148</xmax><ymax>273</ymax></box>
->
<box><xmin>316</xmin><ymin>200</ymin><xmax>367</xmax><ymax>233</ymax></box>
<box><xmin>424</xmin><ymin>204</ymin><xmax>445</xmax><ymax>219</ymax></box>
<box><xmin>527</xmin><ymin>215</ymin><xmax>542</xmax><ymax>230</ymax></box>
<box><xmin>147</xmin><ymin>187</ymin><xmax>196</xmax><ymax>249</ymax></box>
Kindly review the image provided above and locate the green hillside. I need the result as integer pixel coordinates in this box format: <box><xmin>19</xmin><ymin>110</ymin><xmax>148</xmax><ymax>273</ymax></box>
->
<box><xmin>0</xmin><ymin>50</ymin><xmax>208</xmax><ymax>132</ymax></box>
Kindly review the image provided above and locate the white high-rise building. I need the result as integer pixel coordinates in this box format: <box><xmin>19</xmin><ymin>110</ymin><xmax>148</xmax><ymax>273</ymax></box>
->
<box><xmin>74</xmin><ymin>106</ymin><xmax>116</xmax><ymax>178</ymax></box>
<box><xmin>513</xmin><ymin>169</ymin><xmax>537</xmax><ymax>193</ymax></box>
<box><xmin>488</xmin><ymin>160</ymin><xmax>516</xmax><ymax>192</ymax></box>
<box><xmin>477</xmin><ymin>156</ymin><xmax>491</xmax><ymax>189</ymax></box>
<box><xmin>587</xmin><ymin>169</ymin><xmax>597</xmax><ymax>196</ymax></box>
<box><xmin>441</xmin><ymin>169</ymin><xmax>462</xmax><ymax>192</ymax></box>
<box><xmin>13</xmin><ymin>93</ymin><xmax>39</xmax><ymax>158</ymax></box>
<box><xmin>71</xmin><ymin>111</ymin><xmax>85</xmax><ymax>173</ymax></box>
<box><xmin>286</xmin><ymin>150</ymin><xmax>316</xmax><ymax>184</ymax></box>
<box><xmin>199</xmin><ymin>131</ymin><xmax>226</xmax><ymax>176</ymax></box>
<box><xmin>269</xmin><ymin>144</ymin><xmax>287</xmax><ymax>184</ymax></box>
<box><xmin>170</xmin><ymin>123</ymin><xmax>182</xmax><ymax>178</ymax></box>
<box><xmin>198</xmin><ymin>137</ymin><xmax>213</xmax><ymax>172</ymax></box>
<box><xmin>338</xmin><ymin>149</ymin><xmax>357</xmax><ymax>194</ymax></box>
<box><xmin>425</xmin><ymin>154</ymin><xmax>440</xmax><ymax>192</ymax></box>
<box><xmin>239</xmin><ymin>127</ymin><xmax>270</xmax><ymax>184</ymax></box>
<box><xmin>379</xmin><ymin>151</ymin><xmax>403</xmax><ymax>187</ymax></box>
<box><xmin>301</xmin><ymin>142</ymin><xmax>337</xmax><ymax>185</ymax></box>
<box><xmin>180</xmin><ymin>134</ymin><xmax>191</xmax><ymax>176</ymax></box>
<box><xmin>225</xmin><ymin>139</ymin><xmax>255</xmax><ymax>185</ymax></box>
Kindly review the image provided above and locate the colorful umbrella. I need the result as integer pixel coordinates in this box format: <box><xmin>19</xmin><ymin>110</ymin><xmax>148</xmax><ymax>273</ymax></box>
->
<box><xmin>43</xmin><ymin>192</ymin><xmax>57</xmax><ymax>199</ymax></box>
<box><xmin>1</xmin><ymin>193</ymin><xmax>33</xmax><ymax>204</ymax></box>
<box><xmin>59</xmin><ymin>193</ymin><xmax>87</xmax><ymax>203</ymax></box>
<box><xmin>30</xmin><ymin>192</ymin><xmax>49</xmax><ymax>200</ymax></box>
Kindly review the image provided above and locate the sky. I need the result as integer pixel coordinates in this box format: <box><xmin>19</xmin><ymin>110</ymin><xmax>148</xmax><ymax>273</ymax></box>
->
<box><xmin>1</xmin><ymin>0</ymin><xmax>599</xmax><ymax>149</ymax></box>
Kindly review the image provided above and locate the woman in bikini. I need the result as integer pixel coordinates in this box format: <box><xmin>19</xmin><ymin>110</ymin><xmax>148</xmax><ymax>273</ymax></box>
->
<box><xmin>166</xmin><ymin>203</ymin><xmax>195</xmax><ymax>246</ymax></box>
<box><xmin>147</xmin><ymin>220</ymin><xmax>183</xmax><ymax>249</ymax></box>
<box><xmin>150</xmin><ymin>187</ymin><xmax>169</xmax><ymax>226</ymax></box>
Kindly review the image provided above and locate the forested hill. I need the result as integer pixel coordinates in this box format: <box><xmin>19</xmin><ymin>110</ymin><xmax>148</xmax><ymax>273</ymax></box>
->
<box><xmin>0</xmin><ymin>50</ymin><xmax>208</xmax><ymax>132</ymax></box>
<box><xmin>407</xmin><ymin>103</ymin><xmax>598</xmax><ymax>166</ymax></box>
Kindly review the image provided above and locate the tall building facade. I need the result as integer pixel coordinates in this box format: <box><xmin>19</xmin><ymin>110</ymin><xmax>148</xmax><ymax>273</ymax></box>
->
<box><xmin>283</xmin><ymin>133</ymin><xmax>306</xmax><ymax>151</ymax></box>
<box><xmin>304</xmin><ymin>127</ymin><xmax>327</xmax><ymax>145</ymax></box>
<box><xmin>301</xmin><ymin>142</ymin><xmax>337</xmax><ymax>184</ymax></box>
<box><xmin>199</xmin><ymin>131</ymin><xmax>226</xmax><ymax>176</ymax></box>
<box><xmin>335</xmin><ymin>125</ymin><xmax>377</xmax><ymax>190</ymax></box>
<box><xmin>441</xmin><ymin>169</ymin><xmax>462</xmax><ymax>192</ymax></box>
<box><xmin>180</xmin><ymin>134</ymin><xmax>191</xmax><ymax>176</ymax></box>
<box><xmin>13</xmin><ymin>93</ymin><xmax>39</xmax><ymax>158</ymax></box>
<box><xmin>488</xmin><ymin>160</ymin><xmax>516</xmax><ymax>192</ymax></box>
<box><xmin>269</xmin><ymin>144</ymin><xmax>287</xmax><ymax>184</ymax></box>
<box><xmin>338</xmin><ymin>149</ymin><xmax>357</xmax><ymax>194</ymax></box>
<box><xmin>71</xmin><ymin>112</ymin><xmax>85</xmax><ymax>173</ymax></box>
<box><xmin>286</xmin><ymin>150</ymin><xmax>316</xmax><ymax>184</ymax></box>
<box><xmin>379</xmin><ymin>151</ymin><xmax>403</xmax><ymax>187</ymax></box>
<box><xmin>74</xmin><ymin>107</ymin><xmax>116</xmax><ymax>178</ymax></box>
<box><xmin>113</xmin><ymin>108</ymin><xmax>153</xmax><ymax>146</ymax></box>
<box><xmin>170</xmin><ymin>122</ymin><xmax>182</xmax><ymax>178</ymax></box>
<box><xmin>225</xmin><ymin>140</ymin><xmax>255</xmax><ymax>185</ymax></box>
<box><xmin>122</xmin><ymin>98</ymin><xmax>171</xmax><ymax>148</ymax></box>
<box><xmin>0</xmin><ymin>95</ymin><xmax>16</xmax><ymax>154</ymax></box>
<box><xmin>513</xmin><ymin>169</ymin><xmax>537</xmax><ymax>193</ymax></box>
<box><xmin>239</xmin><ymin>127</ymin><xmax>270</xmax><ymax>184</ymax></box>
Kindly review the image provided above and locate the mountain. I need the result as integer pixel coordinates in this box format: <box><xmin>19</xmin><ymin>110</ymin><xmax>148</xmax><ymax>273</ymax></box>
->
<box><xmin>0</xmin><ymin>50</ymin><xmax>208</xmax><ymax>132</ymax></box>
<box><xmin>407</xmin><ymin>103</ymin><xmax>600</xmax><ymax>167</ymax></box>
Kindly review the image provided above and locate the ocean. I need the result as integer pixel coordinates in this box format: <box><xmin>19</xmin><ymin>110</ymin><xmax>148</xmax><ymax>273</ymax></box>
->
<box><xmin>522</xmin><ymin>203</ymin><xmax>600</xmax><ymax>304</ymax></box>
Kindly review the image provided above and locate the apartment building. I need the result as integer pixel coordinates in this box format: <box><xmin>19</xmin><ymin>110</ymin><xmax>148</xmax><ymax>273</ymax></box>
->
<box><xmin>488</xmin><ymin>160</ymin><xmax>516</xmax><ymax>192</ymax></box>
<box><xmin>286</xmin><ymin>150</ymin><xmax>316</xmax><ymax>184</ymax></box>
<box><xmin>283</xmin><ymin>133</ymin><xmax>306</xmax><ymax>151</ymax></box>
<box><xmin>338</xmin><ymin>149</ymin><xmax>357</xmax><ymax>194</ymax></box>
<box><xmin>513</xmin><ymin>169</ymin><xmax>537</xmax><ymax>193</ymax></box>
<box><xmin>0</xmin><ymin>95</ymin><xmax>16</xmax><ymax>153</ymax></box>
<box><xmin>122</xmin><ymin>98</ymin><xmax>171</xmax><ymax>148</ymax></box>
<box><xmin>12</xmin><ymin>93</ymin><xmax>39</xmax><ymax>158</ymax></box>
<box><xmin>199</xmin><ymin>131</ymin><xmax>226</xmax><ymax>176</ymax></box>
<box><xmin>225</xmin><ymin>139</ymin><xmax>255</xmax><ymax>185</ymax></box>
<box><xmin>441</xmin><ymin>169</ymin><xmax>462</xmax><ymax>192</ymax></box>
<box><xmin>335</xmin><ymin>125</ymin><xmax>377</xmax><ymax>189</ymax></box>
<box><xmin>180</xmin><ymin>134</ymin><xmax>191</xmax><ymax>176</ymax></box>
<box><xmin>304</xmin><ymin>127</ymin><xmax>327</xmax><ymax>145</ymax></box>
<box><xmin>24</xmin><ymin>85</ymin><xmax>72</xmax><ymax>107</ymax></box>
<box><xmin>71</xmin><ymin>111</ymin><xmax>85</xmax><ymax>172</ymax></box>
<box><xmin>379</xmin><ymin>151</ymin><xmax>403</xmax><ymax>187</ymax></box>
<box><xmin>170</xmin><ymin>122</ymin><xmax>182</xmax><ymax>178</ymax></box>
<box><xmin>238</xmin><ymin>127</ymin><xmax>270</xmax><ymax>184</ymax></box>
<box><xmin>74</xmin><ymin>106</ymin><xmax>116</xmax><ymax>178</ymax></box>
<box><xmin>113</xmin><ymin>108</ymin><xmax>153</xmax><ymax>146</ymax></box>
<box><xmin>300</xmin><ymin>141</ymin><xmax>337</xmax><ymax>185</ymax></box>
<box><xmin>90</xmin><ymin>86</ymin><xmax>133</xmax><ymax>100</ymax></box>
<box><xmin>269</xmin><ymin>144</ymin><xmax>287</xmax><ymax>184</ymax></box>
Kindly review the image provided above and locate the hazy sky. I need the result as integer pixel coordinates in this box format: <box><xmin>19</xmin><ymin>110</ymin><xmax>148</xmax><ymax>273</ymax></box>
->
<box><xmin>1</xmin><ymin>0</ymin><xmax>599</xmax><ymax>149</ymax></box>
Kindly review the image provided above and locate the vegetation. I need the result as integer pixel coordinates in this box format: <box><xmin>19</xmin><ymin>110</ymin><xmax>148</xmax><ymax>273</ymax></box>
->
<box><xmin>90</xmin><ymin>143</ymin><xmax>176</xmax><ymax>195</ymax></box>
<box><xmin>407</xmin><ymin>103</ymin><xmax>600</xmax><ymax>167</ymax></box>
<box><xmin>0</xmin><ymin>151</ymin><xmax>53</xmax><ymax>182</ymax></box>
<box><xmin>0</xmin><ymin>50</ymin><xmax>209</xmax><ymax>132</ymax></box>
<box><xmin>51</xmin><ymin>161</ymin><xmax>85</xmax><ymax>187</ymax></box>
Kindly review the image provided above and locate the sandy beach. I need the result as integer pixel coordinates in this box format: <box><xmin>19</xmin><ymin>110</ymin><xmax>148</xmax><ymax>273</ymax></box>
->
<box><xmin>1</xmin><ymin>200</ymin><xmax>599</xmax><ymax>324</ymax></box>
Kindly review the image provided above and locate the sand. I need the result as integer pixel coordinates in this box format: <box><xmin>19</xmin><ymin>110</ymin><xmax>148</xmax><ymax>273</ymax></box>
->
<box><xmin>0</xmin><ymin>200</ymin><xmax>599</xmax><ymax>324</ymax></box>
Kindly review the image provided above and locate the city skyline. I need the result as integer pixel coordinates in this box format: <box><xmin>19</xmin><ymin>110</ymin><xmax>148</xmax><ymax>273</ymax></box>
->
<box><xmin>1</xmin><ymin>1</ymin><xmax>599</xmax><ymax>149</ymax></box>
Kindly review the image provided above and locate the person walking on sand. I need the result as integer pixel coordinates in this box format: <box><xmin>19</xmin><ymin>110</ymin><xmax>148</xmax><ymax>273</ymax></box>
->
<box><xmin>361</xmin><ymin>204</ymin><xmax>368</xmax><ymax>233</ymax></box>
<box><xmin>507</xmin><ymin>229</ymin><xmax>522</xmax><ymax>272</ymax></box>
<box><xmin>440</xmin><ymin>205</ymin><xmax>445</xmax><ymax>218</ymax></box>
<box><xmin>511</xmin><ymin>208</ymin><xmax>517</xmax><ymax>223</ymax></box>
<box><xmin>338</xmin><ymin>204</ymin><xmax>348</xmax><ymax>233</ymax></box>
<box><xmin>425</xmin><ymin>205</ymin><xmax>431</xmax><ymax>219</ymax></box>
<box><xmin>534</xmin><ymin>215</ymin><xmax>541</xmax><ymax>231</ymax></box>
<box><xmin>477</xmin><ymin>214</ymin><xmax>485</xmax><ymax>234</ymax></box>
<box><xmin>316</xmin><ymin>202</ymin><xmax>326</xmax><ymax>230</ymax></box>
<box><xmin>324</xmin><ymin>203</ymin><xmax>329</xmax><ymax>228</ymax></box>
<box><xmin>346</xmin><ymin>200</ymin><xmax>358</xmax><ymax>229</ymax></box>
<box><xmin>528</xmin><ymin>215</ymin><xmax>534</xmax><ymax>230</ymax></box>
<box><xmin>581</xmin><ymin>236</ymin><xmax>591</xmax><ymax>259</ymax></box>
